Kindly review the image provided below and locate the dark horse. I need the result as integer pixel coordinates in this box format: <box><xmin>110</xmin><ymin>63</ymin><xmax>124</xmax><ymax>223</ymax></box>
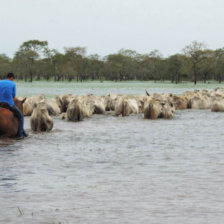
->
<box><xmin>0</xmin><ymin>97</ymin><xmax>26</xmax><ymax>137</ymax></box>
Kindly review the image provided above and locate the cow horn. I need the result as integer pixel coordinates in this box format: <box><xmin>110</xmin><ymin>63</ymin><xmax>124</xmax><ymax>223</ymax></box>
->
<box><xmin>145</xmin><ymin>89</ymin><xmax>150</xmax><ymax>96</ymax></box>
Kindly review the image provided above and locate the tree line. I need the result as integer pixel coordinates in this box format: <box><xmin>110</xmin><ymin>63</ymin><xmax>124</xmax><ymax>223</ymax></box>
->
<box><xmin>0</xmin><ymin>40</ymin><xmax>224</xmax><ymax>84</ymax></box>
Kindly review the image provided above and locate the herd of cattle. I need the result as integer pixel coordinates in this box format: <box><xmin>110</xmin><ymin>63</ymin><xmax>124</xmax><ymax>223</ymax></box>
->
<box><xmin>22</xmin><ymin>87</ymin><xmax>224</xmax><ymax>132</ymax></box>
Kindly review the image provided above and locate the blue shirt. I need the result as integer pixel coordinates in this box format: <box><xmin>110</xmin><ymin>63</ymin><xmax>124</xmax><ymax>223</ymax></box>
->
<box><xmin>0</xmin><ymin>79</ymin><xmax>16</xmax><ymax>106</ymax></box>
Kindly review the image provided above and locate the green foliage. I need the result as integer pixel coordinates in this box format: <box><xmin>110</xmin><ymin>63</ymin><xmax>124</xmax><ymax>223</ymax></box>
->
<box><xmin>12</xmin><ymin>40</ymin><xmax>49</xmax><ymax>82</ymax></box>
<box><xmin>0</xmin><ymin>40</ymin><xmax>224</xmax><ymax>84</ymax></box>
<box><xmin>182</xmin><ymin>41</ymin><xmax>207</xmax><ymax>84</ymax></box>
<box><xmin>0</xmin><ymin>54</ymin><xmax>11</xmax><ymax>79</ymax></box>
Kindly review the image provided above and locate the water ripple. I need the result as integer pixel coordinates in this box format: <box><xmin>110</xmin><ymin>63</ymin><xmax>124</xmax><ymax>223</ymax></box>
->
<box><xmin>0</xmin><ymin>111</ymin><xmax>224</xmax><ymax>223</ymax></box>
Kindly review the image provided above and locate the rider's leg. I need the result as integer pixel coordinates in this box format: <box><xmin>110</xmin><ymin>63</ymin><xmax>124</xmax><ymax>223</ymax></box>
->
<box><xmin>11</xmin><ymin>105</ymin><xmax>24</xmax><ymax>137</ymax></box>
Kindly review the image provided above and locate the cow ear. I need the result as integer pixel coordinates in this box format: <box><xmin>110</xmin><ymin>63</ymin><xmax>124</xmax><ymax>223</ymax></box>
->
<box><xmin>140</xmin><ymin>100</ymin><xmax>144</xmax><ymax>106</ymax></box>
<box><xmin>22</xmin><ymin>97</ymin><xmax>26</xmax><ymax>103</ymax></box>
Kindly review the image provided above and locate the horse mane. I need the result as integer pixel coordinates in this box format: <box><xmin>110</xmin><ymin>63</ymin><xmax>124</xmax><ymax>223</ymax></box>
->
<box><xmin>13</xmin><ymin>97</ymin><xmax>19</xmax><ymax>104</ymax></box>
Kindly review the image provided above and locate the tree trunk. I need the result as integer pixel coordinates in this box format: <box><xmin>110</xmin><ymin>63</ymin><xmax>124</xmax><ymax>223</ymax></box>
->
<box><xmin>203</xmin><ymin>72</ymin><xmax>208</xmax><ymax>83</ymax></box>
<box><xmin>29</xmin><ymin>70</ymin><xmax>33</xmax><ymax>82</ymax></box>
<box><xmin>193</xmin><ymin>64</ymin><xmax>197</xmax><ymax>85</ymax></box>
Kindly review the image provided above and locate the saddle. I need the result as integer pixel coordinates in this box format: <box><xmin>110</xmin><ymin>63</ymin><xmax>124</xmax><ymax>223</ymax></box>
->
<box><xmin>0</xmin><ymin>102</ymin><xmax>20</xmax><ymax>120</ymax></box>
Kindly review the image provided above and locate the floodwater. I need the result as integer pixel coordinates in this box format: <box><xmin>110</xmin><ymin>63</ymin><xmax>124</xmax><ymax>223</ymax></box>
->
<box><xmin>1</xmin><ymin>109</ymin><xmax>224</xmax><ymax>223</ymax></box>
<box><xmin>16</xmin><ymin>80</ymin><xmax>224</xmax><ymax>97</ymax></box>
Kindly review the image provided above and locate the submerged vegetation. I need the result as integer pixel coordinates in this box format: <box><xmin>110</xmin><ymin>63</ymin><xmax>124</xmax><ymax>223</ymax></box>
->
<box><xmin>0</xmin><ymin>40</ymin><xmax>224</xmax><ymax>84</ymax></box>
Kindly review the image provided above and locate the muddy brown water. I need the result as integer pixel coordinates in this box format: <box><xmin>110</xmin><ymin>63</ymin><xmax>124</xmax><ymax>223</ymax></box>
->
<box><xmin>1</xmin><ymin>110</ymin><xmax>224</xmax><ymax>223</ymax></box>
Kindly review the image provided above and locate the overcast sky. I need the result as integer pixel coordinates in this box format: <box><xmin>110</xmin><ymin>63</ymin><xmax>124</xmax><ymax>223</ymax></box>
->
<box><xmin>1</xmin><ymin>0</ymin><xmax>224</xmax><ymax>58</ymax></box>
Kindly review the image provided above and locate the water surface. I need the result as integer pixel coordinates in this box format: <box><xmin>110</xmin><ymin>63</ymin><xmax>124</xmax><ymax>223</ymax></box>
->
<box><xmin>1</xmin><ymin>109</ymin><xmax>224</xmax><ymax>223</ymax></box>
<box><xmin>17</xmin><ymin>80</ymin><xmax>224</xmax><ymax>97</ymax></box>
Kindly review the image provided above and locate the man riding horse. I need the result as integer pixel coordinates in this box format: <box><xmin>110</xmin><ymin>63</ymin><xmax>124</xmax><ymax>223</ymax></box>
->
<box><xmin>0</xmin><ymin>72</ymin><xmax>28</xmax><ymax>140</ymax></box>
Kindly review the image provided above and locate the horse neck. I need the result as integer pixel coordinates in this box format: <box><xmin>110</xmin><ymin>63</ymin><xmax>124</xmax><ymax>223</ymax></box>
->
<box><xmin>14</xmin><ymin>98</ymin><xmax>22</xmax><ymax>111</ymax></box>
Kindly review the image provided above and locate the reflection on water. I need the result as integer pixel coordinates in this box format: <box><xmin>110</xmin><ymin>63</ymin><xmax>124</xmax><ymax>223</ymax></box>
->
<box><xmin>1</xmin><ymin>111</ymin><xmax>224</xmax><ymax>223</ymax></box>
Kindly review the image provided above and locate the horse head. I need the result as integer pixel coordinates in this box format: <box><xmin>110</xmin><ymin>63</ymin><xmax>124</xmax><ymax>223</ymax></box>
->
<box><xmin>14</xmin><ymin>97</ymin><xmax>26</xmax><ymax>112</ymax></box>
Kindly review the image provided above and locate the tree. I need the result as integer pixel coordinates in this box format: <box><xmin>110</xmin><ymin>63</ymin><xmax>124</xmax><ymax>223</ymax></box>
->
<box><xmin>182</xmin><ymin>41</ymin><xmax>207</xmax><ymax>85</ymax></box>
<box><xmin>148</xmin><ymin>50</ymin><xmax>163</xmax><ymax>81</ymax></box>
<box><xmin>64</xmin><ymin>47</ymin><xmax>86</xmax><ymax>81</ymax></box>
<box><xmin>105</xmin><ymin>51</ymin><xmax>138</xmax><ymax>81</ymax></box>
<box><xmin>199</xmin><ymin>50</ymin><xmax>216</xmax><ymax>83</ymax></box>
<box><xmin>0</xmin><ymin>54</ymin><xmax>11</xmax><ymax>79</ymax></box>
<box><xmin>167</xmin><ymin>54</ymin><xmax>183</xmax><ymax>83</ymax></box>
<box><xmin>214</xmin><ymin>48</ymin><xmax>224</xmax><ymax>83</ymax></box>
<box><xmin>13</xmin><ymin>40</ymin><xmax>48</xmax><ymax>82</ymax></box>
<box><xmin>87</xmin><ymin>54</ymin><xmax>103</xmax><ymax>80</ymax></box>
